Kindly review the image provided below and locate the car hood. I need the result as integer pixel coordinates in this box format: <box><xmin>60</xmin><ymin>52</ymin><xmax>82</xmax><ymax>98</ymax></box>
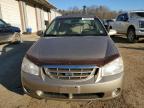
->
<box><xmin>26</xmin><ymin>36</ymin><xmax>120</xmax><ymax>67</ymax></box>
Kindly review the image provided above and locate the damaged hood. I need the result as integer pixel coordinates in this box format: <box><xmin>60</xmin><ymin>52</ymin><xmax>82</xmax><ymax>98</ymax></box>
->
<box><xmin>26</xmin><ymin>36</ymin><xmax>120</xmax><ymax>67</ymax></box>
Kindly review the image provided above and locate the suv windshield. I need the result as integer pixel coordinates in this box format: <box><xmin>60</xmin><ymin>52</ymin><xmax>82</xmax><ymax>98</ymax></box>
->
<box><xmin>130</xmin><ymin>12</ymin><xmax>144</xmax><ymax>18</ymax></box>
<box><xmin>45</xmin><ymin>18</ymin><xmax>107</xmax><ymax>36</ymax></box>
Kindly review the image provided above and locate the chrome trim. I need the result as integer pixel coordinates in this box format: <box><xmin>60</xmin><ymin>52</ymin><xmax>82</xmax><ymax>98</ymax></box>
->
<box><xmin>43</xmin><ymin>65</ymin><xmax>98</xmax><ymax>80</ymax></box>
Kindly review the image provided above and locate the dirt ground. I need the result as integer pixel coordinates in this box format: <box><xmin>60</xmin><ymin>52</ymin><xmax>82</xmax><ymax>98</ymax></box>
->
<box><xmin>0</xmin><ymin>35</ymin><xmax>144</xmax><ymax>108</ymax></box>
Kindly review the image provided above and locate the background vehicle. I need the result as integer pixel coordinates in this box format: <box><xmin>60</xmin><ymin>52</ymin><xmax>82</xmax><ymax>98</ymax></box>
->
<box><xmin>101</xmin><ymin>19</ymin><xmax>117</xmax><ymax>35</ymax></box>
<box><xmin>110</xmin><ymin>11</ymin><xmax>144</xmax><ymax>42</ymax></box>
<box><xmin>103</xmin><ymin>19</ymin><xmax>115</xmax><ymax>27</ymax></box>
<box><xmin>0</xmin><ymin>19</ymin><xmax>22</xmax><ymax>44</ymax></box>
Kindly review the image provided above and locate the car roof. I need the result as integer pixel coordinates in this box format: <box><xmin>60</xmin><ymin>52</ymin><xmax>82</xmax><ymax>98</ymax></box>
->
<box><xmin>56</xmin><ymin>14</ymin><xmax>98</xmax><ymax>19</ymax></box>
<box><xmin>119</xmin><ymin>10</ymin><xmax>144</xmax><ymax>15</ymax></box>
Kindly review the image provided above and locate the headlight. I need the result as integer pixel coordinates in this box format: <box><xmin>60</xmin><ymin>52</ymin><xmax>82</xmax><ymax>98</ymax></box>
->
<box><xmin>102</xmin><ymin>57</ymin><xmax>124</xmax><ymax>76</ymax></box>
<box><xmin>21</xmin><ymin>57</ymin><xmax>39</xmax><ymax>75</ymax></box>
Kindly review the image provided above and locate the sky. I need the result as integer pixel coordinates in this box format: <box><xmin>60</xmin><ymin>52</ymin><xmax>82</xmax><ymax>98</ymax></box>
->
<box><xmin>48</xmin><ymin>0</ymin><xmax>144</xmax><ymax>11</ymax></box>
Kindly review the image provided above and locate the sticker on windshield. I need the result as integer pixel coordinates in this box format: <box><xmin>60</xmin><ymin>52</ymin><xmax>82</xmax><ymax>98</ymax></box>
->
<box><xmin>82</xmin><ymin>18</ymin><xmax>94</xmax><ymax>20</ymax></box>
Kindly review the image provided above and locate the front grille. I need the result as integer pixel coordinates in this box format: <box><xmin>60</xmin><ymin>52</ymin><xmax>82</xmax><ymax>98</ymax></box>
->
<box><xmin>43</xmin><ymin>65</ymin><xmax>98</xmax><ymax>80</ymax></box>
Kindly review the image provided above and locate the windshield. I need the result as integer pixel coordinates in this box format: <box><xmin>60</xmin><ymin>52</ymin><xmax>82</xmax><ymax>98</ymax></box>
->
<box><xmin>45</xmin><ymin>18</ymin><xmax>107</xmax><ymax>36</ymax></box>
<box><xmin>130</xmin><ymin>12</ymin><xmax>144</xmax><ymax>18</ymax></box>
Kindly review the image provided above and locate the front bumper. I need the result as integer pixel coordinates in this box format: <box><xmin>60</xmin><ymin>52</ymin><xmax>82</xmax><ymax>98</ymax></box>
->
<box><xmin>22</xmin><ymin>72</ymin><xmax>123</xmax><ymax>100</ymax></box>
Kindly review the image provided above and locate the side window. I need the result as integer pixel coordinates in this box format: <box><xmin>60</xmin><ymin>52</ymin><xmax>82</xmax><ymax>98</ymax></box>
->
<box><xmin>46</xmin><ymin>20</ymin><xmax>57</xmax><ymax>34</ymax></box>
<box><xmin>116</xmin><ymin>14</ymin><xmax>128</xmax><ymax>21</ymax></box>
<box><xmin>0</xmin><ymin>20</ymin><xmax>5</xmax><ymax>27</ymax></box>
<box><xmin>116</xmin><ymin>14</ymin><xmax>123</xmax><ymax>21</ymax></box>
<box><xmin>123</xmin><ymin>13</ymin><xmax>129</xmax><ymax>21</ymax></box>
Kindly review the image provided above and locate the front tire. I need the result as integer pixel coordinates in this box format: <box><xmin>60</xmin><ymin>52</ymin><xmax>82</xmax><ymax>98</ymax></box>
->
<box><xmin>127</xmin><ymin>29</ymin><xmax>138</xmax><ymax>43</ymax></box>
<box><xmin>12</xmin><ymin>32</ymin><xmax>23</xmax><ymax>44</ymax></box>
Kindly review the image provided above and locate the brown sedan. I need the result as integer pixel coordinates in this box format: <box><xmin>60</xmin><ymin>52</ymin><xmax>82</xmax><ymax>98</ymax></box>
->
<box><xmin>21</xmin><ymin>15</ymin><xmax>124</xmax><ymax>100</ymax></box>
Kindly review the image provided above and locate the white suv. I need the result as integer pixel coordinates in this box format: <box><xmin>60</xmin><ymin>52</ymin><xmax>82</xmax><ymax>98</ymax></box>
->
<box><xmin>110</xmin><ymin>11</ymin><xmax>144</xmax><ymax>42</ymax></box>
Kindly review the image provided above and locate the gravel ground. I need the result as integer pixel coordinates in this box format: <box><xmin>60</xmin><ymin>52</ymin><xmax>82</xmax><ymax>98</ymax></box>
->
<box><xmin>0</xmin><ymin>35</ymin><xmax>144</xmax><ymax>108</ymax></box>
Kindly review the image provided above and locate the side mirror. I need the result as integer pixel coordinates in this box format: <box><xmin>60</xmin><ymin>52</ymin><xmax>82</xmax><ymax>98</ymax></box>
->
<box><xmin>104</xmin><ymin>25</ymin><xmax>110</xmax><ymax>32</ymax></box>
<box><xmin>37</xmin><ymin>30</ymin><xmax>44</xmax><ymax>37</ymax></box>
<box><xmin>108</xmin><ymin>29</ymin><xmax>117</xmax><ymax>36</ymax></box>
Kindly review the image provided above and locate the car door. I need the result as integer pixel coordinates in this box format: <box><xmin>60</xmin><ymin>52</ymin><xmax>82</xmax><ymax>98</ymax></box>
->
<box><xmin>0</xmin><ymin>19</ymin><xmax>12</xmax><ymax>43</ymax></box>
<box><xmin>0</xmin><ymin>19</ymin><xmax>6</xmax><ymax>42</ymax></box>
<box><xmin>114</xmin><ymin>14</ymin><xmax>124</xmax><ymax>33</ymax></box>
<box><xmin>119</xmin><ymin>13</ymin><xmax>130</xmax><ymax>33</ymax></box>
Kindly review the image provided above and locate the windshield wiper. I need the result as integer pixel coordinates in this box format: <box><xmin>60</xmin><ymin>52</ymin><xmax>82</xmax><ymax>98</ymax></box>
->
<box><xmin>45</xmin><ymin>34</ymin><xmax>82</xmax><ymax>36</ymax></box>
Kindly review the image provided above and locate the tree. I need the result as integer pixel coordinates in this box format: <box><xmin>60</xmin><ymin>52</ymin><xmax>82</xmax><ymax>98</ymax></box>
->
<box><xmin>58</xmin><ymin>5</ymin><xmax>118</xmax><ymax>19</ymax></box>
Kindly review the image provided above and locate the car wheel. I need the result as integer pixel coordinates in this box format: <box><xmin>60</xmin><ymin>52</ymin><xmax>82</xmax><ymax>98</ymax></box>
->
<box><xmin>127</xmin><ymin>29</ymin><xmax>138</xmax><ymax>43</ymax></box>
<box><xmin>13</xmin><ymin>32</ymin><xmax>23</xmax><ymax>44</ymax></box>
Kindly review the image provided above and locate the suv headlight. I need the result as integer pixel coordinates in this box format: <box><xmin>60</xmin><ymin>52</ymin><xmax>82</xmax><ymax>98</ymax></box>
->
<box><xmin>21</xmin><ymin>57</ymin><xmax>39</xmax><ymax>75</ymax></box>
<box><xmin>102</xmin><ymin>57</ymin><xmax>124</xmax><ymax>76</ymax></box>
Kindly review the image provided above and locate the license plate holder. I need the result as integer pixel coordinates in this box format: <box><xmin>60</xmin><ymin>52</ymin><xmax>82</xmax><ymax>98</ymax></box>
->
<box><xmin>59</xmin><ymin>86</ymin><xmax>80</xmax><ymax>93</ymax></box>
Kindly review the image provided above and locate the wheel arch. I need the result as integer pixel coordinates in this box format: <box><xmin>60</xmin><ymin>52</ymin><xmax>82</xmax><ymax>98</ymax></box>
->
<box><xmin>127</xmin><ymin>25</ymin><xmax>135</xmax><ymax>33</ymax></box>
